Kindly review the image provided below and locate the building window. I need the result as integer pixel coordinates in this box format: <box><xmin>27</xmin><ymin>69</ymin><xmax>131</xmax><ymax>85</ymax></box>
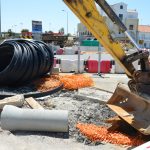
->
<box><xmin>144</xmin><ymin>43</ymin><xmax>147</xmax><ymax>48</ymax></box>
<box><xmin>129</xmin><ymin>25</ymin><xmax>134</xmax><ymax>30</ymax></box>
<box><xmin>120</xmin><ymin>5</ymin><xmax>123</xmax><ymax>9</ymax></box>
<box><xmin>119</xmin><ymin>14</ymin><xmax>123</xmax><ymax>21</ymax></box>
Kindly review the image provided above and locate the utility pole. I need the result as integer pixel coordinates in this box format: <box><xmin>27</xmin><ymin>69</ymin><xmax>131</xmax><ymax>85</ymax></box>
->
<box><xmin>62</xmin><ymin>10</ymin><xmax>68</xmax><ymax>35</ymax></box>
<box><xmin>98</xmin><ymin>44</ymin><xmax>103</xmax><ymax>78</ymax></box>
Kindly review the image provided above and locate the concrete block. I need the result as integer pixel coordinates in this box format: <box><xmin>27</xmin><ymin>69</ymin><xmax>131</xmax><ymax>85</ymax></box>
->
<box><xmin>73</xmin><ymin>94</ymin><xmax>106</xmax><ymax>104</ymax></box>
<box><xmin>25</xmin><ymin>97</ymin><xmax>44</xmax><ymax>109</ymax></box>
<box><xmin>52</xmin><ymin>67</ymin><xmax>60</xmax><ymax>75</ymax></box>
<box><xmin>0</xmin><ymin>95</ymin><xmax>24</xmax><ymax>110</ymax></box>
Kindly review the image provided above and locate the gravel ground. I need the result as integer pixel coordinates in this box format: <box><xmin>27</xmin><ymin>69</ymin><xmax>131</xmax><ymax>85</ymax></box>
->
<box><xmin>0</xmin><ymin>89</ymin><xmax>129</xmax><ymax>150</ymax></box>
<box><xmin>40</xmin><ymin>92</ymin><xmax>114</xmax><ymax>142</ymax></box>
<box><xmin>38</xmin><ymin>90</ymin><xmax>116</xmax><ymax>145</ymax></box>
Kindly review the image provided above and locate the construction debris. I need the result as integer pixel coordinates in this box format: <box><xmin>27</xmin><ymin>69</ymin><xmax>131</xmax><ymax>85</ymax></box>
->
<box><xmin>0</xmin><ymin>95</ymin><xmax>24</xmax><ymax>110</ymax></box>
<box><xmin>34</xmin><ymin>90</ymin><xmax>115</xmax><ymax>140</ymax></box>
<box><xmin>25</xmin><ymin>97</ymin><xmax>43</xmax><ymax>109</ymax></box>
<box><xmin>52</xmin><ymin>67</ymin><xmax>60</xmax><ymax>75</ymax></box>
<box><xmin>105</xmin><ymin>116</ymin><xmax>121</xmax><ymax>124</ymax></box>
<box><xmin>0</xmin><ymin>86</ymin><xmax>148</xmax><ymax>149</ymax></box>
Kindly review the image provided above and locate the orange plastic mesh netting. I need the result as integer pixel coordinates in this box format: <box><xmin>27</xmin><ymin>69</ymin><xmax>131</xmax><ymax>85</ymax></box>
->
<box><xmin>35</xmin><ymin>76</ymin><xmax>62</xmax><ymax>92</ymax></box>
<box><xmin>35</xmin><ymin>74</ymin><xmax>94</xmax><ymax>91</ymax></box>
<box><xmin>76</xmin><ymin>123</ymin><xmax>144</xmax><ymax>146</ymax></box>
<box><xmin>58</xmin><ymin>74</ymin><xmax>94</xmax><ymax>90</ymax></box>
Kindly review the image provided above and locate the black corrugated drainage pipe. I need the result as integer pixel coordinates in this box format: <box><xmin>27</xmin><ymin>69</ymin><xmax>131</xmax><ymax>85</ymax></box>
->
<box><xmin>0</xmin><ymin>39</ymin><xmax>54</xmax><ymax>85</ymax></box>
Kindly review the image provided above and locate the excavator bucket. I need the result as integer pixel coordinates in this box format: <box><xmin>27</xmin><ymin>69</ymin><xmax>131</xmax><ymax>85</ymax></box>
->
<box><xmin>107</xmin><ymin>83</ymin><xmax>150</xmax><ymax>135</ymax></box>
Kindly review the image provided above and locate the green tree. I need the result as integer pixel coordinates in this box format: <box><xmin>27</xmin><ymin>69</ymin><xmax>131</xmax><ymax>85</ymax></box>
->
<box><xmin>59</xmin><ymin>27</ymin><xmax>64</xmax><ymax>34</ymax></box>
<box><xmin>21</xmin><ymin>29</ymin><xmax>29</xmax><ymax>33</ymax></box>
<box><xmin>7</xmin><ymin>29</ymin><xmax>14</xmax><ymax>37</ymax></box>
<box><xmin>67</xmin><ymin>33</ymin><xmax>71</xmax><ymax>36</ymax></box>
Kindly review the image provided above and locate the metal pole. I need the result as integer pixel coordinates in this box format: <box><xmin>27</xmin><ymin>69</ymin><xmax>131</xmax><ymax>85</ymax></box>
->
<box><xmin>78</xmin><ymin>45</ymin><xmax>81</xmax><ymax>73</ymax></box>
<box><xmin>98</xmin><ymin>44</ymin><xmax>101</xmax><ymax>75</ymax></box>
<box><xmin>49</xmin><ymin>23</ymin><xmax>51</xmax><ymax>31</ymax></box>
<box><xmin>62</xmin><ymin>10</ymin><xmax>68</xmax><ymax>35</ymax></box>
<box><xmin>98</xmin><ymin>44</ymin><xmax>103</xmax><ymax>77</ymax></box>
<box><xmin>67</xmin><ymin>11</ymin><xmax>68</xmax><ymax>35</ymax></box>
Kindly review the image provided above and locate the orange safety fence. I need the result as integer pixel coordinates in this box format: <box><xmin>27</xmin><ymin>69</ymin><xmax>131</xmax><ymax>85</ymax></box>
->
<box><xmin>35</xmin><ymin>74</ymin><xmax>94</xmax><ymax>91</ymax></box>
<box><xmin>35</xmin><ymin>76</ymin><xmax>62</xmax><ymax>92</ymax></box>
<box><xmin>76</xmin><ymin>123</ymin><xmax>144</xmax><ymax>146</ymax></box>
<box><xmin>58</xmin><ymin>74</ymin><xmax>94</xmax><ymax>90</ymax></box>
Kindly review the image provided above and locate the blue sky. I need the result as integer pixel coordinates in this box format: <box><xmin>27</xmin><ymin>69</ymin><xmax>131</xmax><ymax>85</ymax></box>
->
<box><xmin>1</xmin><ymin>0</ymin><xmax>149</xmax><ymax>34</ymax></box>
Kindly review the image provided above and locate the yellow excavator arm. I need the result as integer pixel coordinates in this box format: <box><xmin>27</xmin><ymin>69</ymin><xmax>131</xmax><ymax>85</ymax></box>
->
<box><xmin>63</xmin><ymin>0</ymin><xmax>150</xmax><ymax>135</ymax></box>
<box><xmin>64</xmin><ymin>0</ymin><xmax>150</xmax><ymax>95</ymax></box>
<box><xmin>63</xmin><ymin>0</ymin><xmax>135</xmax><ymax>77</ymax></box>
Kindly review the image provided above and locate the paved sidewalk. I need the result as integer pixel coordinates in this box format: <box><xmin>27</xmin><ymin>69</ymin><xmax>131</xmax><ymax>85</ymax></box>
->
<box><xmin>92</xmin><ymin>74</ymin><xmax>129</xmax><ymax>93</ymax></box>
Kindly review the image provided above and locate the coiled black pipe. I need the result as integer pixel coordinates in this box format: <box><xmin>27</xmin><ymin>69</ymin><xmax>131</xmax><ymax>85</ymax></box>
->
<box><xmin>0</xmin><ymin>39</ymin><xmax>54</xmax><ymax>85</ymax></box>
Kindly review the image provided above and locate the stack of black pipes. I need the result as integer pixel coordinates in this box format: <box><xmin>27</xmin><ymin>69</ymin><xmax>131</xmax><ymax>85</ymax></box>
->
<box><xmin>0</xmin><ymin>39</ymin><xmax>54</xmax><ymax>85</ymax></box>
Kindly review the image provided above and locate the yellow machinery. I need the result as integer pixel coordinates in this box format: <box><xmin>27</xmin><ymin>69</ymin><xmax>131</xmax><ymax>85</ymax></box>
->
<box><xmin>63</xmin><ymin>0</ymin><xmax>150</xmax><ymax>135</ymax></box>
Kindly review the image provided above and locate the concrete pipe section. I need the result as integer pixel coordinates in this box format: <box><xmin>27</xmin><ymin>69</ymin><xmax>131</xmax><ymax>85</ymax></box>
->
<box><xmin>1</xmin><ymin>105</ymin><xmax>68</xmax><ymax>132</ymax></box>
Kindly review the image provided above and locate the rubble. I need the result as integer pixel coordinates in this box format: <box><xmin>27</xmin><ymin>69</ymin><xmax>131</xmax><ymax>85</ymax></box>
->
<box><xmin>39</xmin><ymin>90</ymin><xmax>116</xmax><ymax>145</ymax></box>
<box><xmin>0</xmin><ymin>86</ymin><xmax>147</xmax><ymax>149</ymax></box>
<box><xmin>0</xmin><ymin>95</ymin><xmax>24</xmax><ymax>109</ymax></box>
<box><xmin>25</xmin><ymin>97</ymin><xmax>44</xmax><ymax>109</ymax></box>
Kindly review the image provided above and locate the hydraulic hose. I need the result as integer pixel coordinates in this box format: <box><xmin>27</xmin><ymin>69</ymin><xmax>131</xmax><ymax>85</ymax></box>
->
<box><xmin>0</xmin><ymin>39</ymin><xmax>54</xmax><ymax>85</ymax></box>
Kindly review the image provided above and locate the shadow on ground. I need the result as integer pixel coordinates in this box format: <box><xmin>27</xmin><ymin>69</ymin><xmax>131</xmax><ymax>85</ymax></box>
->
<box><xmin>12</xmin><ymin>131</ymin><xmax>69</xmax><ymax>139</ymax></box>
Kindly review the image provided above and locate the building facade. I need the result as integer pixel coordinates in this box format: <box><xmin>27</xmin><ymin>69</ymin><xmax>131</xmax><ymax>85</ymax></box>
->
<box><xmin>77</xmin><ymin>23</ymin><xmax>93</xmax><ymax>42</ymax></box>
<box><xmin>77</xmin><ymin>2</ymin><xmax>139</xmax><ymax>42</ymax></box>
<box><xmin>138</xmin><ymin>25</ymin><xmax>150</xmax><ymax>49</ymax></box>
<box><xmin>108</xmin><ymin>2</ymin><xmax>139</xmax><ymax>41</ymax></box>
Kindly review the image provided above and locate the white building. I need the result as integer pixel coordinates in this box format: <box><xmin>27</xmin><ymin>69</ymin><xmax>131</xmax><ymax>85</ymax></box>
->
<box><xmin>77</xmin><ymin>23</ymin><xmax>93</xmax><ymax>42</ymax></box>
<box><xmin>138</xmin><ymin>25</ymin><xmax>150</xmax><ymax>49</ymax></box>
<box><xmin>77</xmin><ymin>2</ymin><xmax>139</xmax><ymax>41</ymax></box>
